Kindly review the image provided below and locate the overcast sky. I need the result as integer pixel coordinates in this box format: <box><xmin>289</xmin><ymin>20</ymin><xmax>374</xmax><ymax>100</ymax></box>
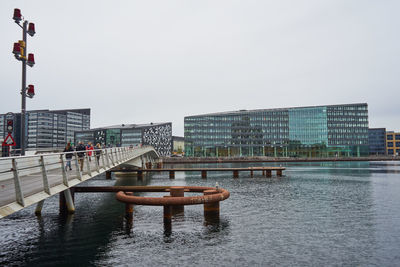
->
<box><xmin>1</xmin><ymin>0</ymin><xmax>399</xmax><ymax>136</ymax></box>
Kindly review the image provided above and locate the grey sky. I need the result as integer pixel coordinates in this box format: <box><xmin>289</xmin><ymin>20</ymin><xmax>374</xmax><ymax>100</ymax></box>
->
<box><xmin>1</xmin><ymin>0</ymin><xmax>399</xmax><ymax>136</ymax></box>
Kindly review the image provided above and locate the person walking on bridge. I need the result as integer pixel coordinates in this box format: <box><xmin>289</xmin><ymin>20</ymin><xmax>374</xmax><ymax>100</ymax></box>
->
<box><xmin>95</xmin><ymin>143</ymin><xmax>102</xmax><ymax>165</ymax></box>
<box><xmin>63</xmin><ymin>142</ymin><xmax>74</xmax><ymax>170</ymax></box>
<box><xmin>87</xmin><ymin>142</ymin><xmax>94</xmax><ymax>162</ymax></box>
<box><xmin>76</xmin><ymin>141</ymin><xmax>86</xmax><ymax>171</ymax></box>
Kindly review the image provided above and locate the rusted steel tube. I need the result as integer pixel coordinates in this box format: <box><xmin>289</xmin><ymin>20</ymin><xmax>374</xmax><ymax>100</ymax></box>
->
<box><xmin>170</xmin><ymin>186</ymin><xmax>184</xmax><ymax>214</ymax></box>
<box><xmin>169</xmin><ymin>171</ymin><xmax>175</xmax><ymax>179</ymax></box>
<box><xmin>204</xmin><ymin>189</ymin><xmax>220</xmax><ymax>223</ymax></box>
<box><xmin>250</xmin><ymin>170</ymin><xmax>253</xmax><ymax>177</ymax></box>
<box><xmin>201</xmin><ymin>170</ymin><xmax>207</xmax><ymax>179</ymax></box>
<box><xmin>116</xmin><ymin>187</ymin><xmax>230</xmax><ymax>206</ymax></box>
<box><xmin>233</xmin><ymin>170</ymin><xmax>239</xmax><ymax>178</ymax></box>
<box><xmin>277</xmin><ymin>169</ymin><xmax>282</xmax><ymax>177</ymax></box>
<box><xmin>266</xmin><ymin>170</ymin><xmax>272</xmax><ymax>177</ymax></box>
<box><xmin>137</xmin><ymin>170</ymin><xmax>143</xmax><ymax>179</ymax></box>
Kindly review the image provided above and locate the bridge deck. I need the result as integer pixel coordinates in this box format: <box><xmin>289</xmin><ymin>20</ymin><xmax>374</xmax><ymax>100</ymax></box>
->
<box><xmin>0</xmin><ymin>146</ymin><xmax>159</xmax><ymax>218</ymax></box>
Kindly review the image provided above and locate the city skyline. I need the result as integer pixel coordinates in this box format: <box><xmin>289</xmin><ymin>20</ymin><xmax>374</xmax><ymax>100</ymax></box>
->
<box><xmin>1</xmin><ymin>1</ymin><xmax>399</xmax><ymax>136</ymax></box>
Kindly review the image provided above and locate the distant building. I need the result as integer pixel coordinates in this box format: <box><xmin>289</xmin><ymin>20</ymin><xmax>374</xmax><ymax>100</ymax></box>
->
<box><xmin>368</xmin><ymin>128</ymin><xmax>386</xmax><ymax>155</ymax></box>
<box><xmin>0</xmin><ymin>108</ymin><xmax>90</xmax><ymax>150</ymax></box>
<box><xmin>184</xmin><ymin>103</ymin><xmax>369</xmax><ymax>158</ymax></box>
<box><xmin>172</xmin><ymin>136</ymin><xmax>184</xmax><ymax>155</ymax></box>
<box><xmin>75</xmin><ymin>122</ymin><xmax>172</xmax><ymax>156</ymax></box>
<box><xmin>386</xmin><ymin>131</ymin><xmax>400</xmax><ymax>156</ymax></box>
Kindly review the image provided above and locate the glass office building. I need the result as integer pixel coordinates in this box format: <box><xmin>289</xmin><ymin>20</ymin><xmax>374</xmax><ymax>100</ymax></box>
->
<box><xmin>75</xmin><ymin>122</ymin><xmax>172</xmax><ymax>156</ymax></box>
<box><xmin>368</xmin><ymin>128</ymin><xmax>386</xmax><ymax>155</ymax></box>
<box><xmin>184</xmin><ymin>103</ymin><xmax>369</xmax><ymax>158</ymax></box>
<box><xmin>0</xmin><ymin>108</ymin><xmax>90</xmax><ymax>150</ymax></box>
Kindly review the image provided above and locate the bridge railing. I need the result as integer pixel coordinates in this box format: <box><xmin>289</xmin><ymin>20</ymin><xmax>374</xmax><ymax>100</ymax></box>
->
<box><xmin>0</xmin><ymin>146</ymin><xmax>151</xmax><ymax>211</ymax></box>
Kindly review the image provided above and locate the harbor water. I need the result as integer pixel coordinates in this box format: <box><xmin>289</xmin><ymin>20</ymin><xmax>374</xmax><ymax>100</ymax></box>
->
<box><xmin>1</xmin><ymin>161</ymin><xmax>400</xmax><ymax>266</ymax></box>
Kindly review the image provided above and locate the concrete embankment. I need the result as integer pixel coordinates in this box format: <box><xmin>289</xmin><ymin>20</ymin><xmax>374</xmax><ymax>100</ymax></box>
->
<box><xmin>162</xmin><ymin>156</ymin><xmax>400</xmax><ymax>164</ymax></box>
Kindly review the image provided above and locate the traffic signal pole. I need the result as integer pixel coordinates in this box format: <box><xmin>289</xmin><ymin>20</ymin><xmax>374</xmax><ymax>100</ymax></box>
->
<box><xmin>21</xmin><ymin>20</ymin><xmax>27</xmax><ymax>156</ymax></box>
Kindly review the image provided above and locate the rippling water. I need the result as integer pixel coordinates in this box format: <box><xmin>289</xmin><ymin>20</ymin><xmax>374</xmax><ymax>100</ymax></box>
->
<box><xmin>1</xmin><ymin>161</ymin><xmax>400</xmax><ymax>266</ymax></box>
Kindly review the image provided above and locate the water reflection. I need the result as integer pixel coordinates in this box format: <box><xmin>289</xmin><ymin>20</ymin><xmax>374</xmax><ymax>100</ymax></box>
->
<box><xmin>1</xmin><ymin>162</ymin><xmax>400</xmax><ymax>266</ymax></box>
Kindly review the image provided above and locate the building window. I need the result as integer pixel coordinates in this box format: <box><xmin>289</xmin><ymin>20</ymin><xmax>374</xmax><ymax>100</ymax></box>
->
<box><xmin>388</xmin><ymin>142</ymin><xmax>394</xmax><ymax>147</ymax></box>
<box><xmin>388</xmin><ymin>149</ymin><xmax>394</xmax><ymax>155</ymax></box>
<box><xmin>387</xmin><ymin>135</ymin><xmax>394</xmax><ymax>140</ymax></box>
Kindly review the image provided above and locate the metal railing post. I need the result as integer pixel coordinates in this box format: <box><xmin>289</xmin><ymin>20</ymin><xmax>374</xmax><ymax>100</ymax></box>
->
<box><xmin>39</xmin><ymin>156</ymin><xmax>51</xmax><ymax>194</ymax></box>
<box><xmin>110</xmin><ymin>148</ymin><xmax>115</xmax><ymax>166</ymax></box>
<box><xmin>94</xmin><ymin>150</ymin><xmax>100</xmax><ymax>173</ymax></box>
<box><xmin>105</xmin><ymin>149</ymin><xmax>111</xmax><ymax>168</ymax></box>
<box><xmin>11</xmin><ymin>158</ymin><xmax>25</xmax><ymax>206</ymax></box>
<box><xmin>85</xmin><ymin>153</ymin><xmax>92</xmax><ymax>176</ymax></box>
<box><xmin>60</xmin><ymin>154</ymin><xmax>69</xmax><ymax>187</ymax></box>
<box><xmin>74</xmin><ymin>152</ymin><xmax>83</xmax><ymax>181</ymax></box>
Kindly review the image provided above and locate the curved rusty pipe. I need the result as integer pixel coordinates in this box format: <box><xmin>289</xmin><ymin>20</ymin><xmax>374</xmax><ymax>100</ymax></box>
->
<box><xmin>116</xmin><ymin>186</ymin><xmax>230</xmax><ymax>206</ymax></box>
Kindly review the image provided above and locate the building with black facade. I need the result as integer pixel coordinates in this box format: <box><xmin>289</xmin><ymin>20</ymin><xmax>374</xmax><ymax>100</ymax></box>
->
<box><xmin>184</xmin><ymin>103</ymin><xmax>369</xmax><ymax>158</ymax></box>
<box><xmin>368</xmin><ymin>128</ymin><xmax>386</xmax><ymax>155</ymax></box>
<box><xmin>75</xmin><ymin>122</ymin><xmax>172</xmax><ymax>156</ymax></box>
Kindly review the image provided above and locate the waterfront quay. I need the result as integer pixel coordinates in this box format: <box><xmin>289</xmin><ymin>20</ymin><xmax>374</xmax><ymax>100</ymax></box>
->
<box><xmin>163</xmin><ymin>155</ymin><xmax>400</xmax><ymax>164</ymax></box>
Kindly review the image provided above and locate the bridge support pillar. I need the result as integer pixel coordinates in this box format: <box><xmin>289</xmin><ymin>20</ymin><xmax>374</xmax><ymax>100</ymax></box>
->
<box><xmin>204</xmin><ymin>190</ymin><xmax>220</xmax><ymax>224</ymax></box>
<box><xmin>169</xmin><ymin>171</ymin><xmax>175</xmax><ymax>179</ymax></box>
<box><xmin>137</xmin><ymin>170</ymin><xmax>143</xmax><ymax>180</ymax></box>
<box><xmin>233</xmin><ymin>170</ymin><xmax>239</xmax><ymax>178</ymax></box>
<box><xmin>266</xmin><ymin>170</ymin><xmax>272</xmax><ymax>178</ymax></box>
<box><xmin>35</xmin><ymin>200</ymin><xmax>44</xmax><ymax>216</ymax></box>
<box><xmin>60</xmin><ymin>189</ymin><xmax>75</xmax><ymax>214</ymax></box>
<box><xmin>201</xmin><ymin>170</ymin><xmax>207</xmax><ymax>179</ymax></box>
<box><xmin>125</xmin><ymin>192</ymin><xmax>134</xmax><ymax>221</ymax></box>
<box><xmin>277</xmin><ymin>170</ymin><xmax>282</xmax><ymax>177</ymax></box>
<box><xmin>163</xmin><ymin>196</ymin><xmax>172</xmax><ymax>233</ymax></box>
<box><xmin>170</xmin><ymin>186</ymin><xmax>184</xmax><ymax>214</ymax></box>
<box><xmin>106</xmin><ymin>171</ymin><xmax>112</xmax><ymax>179</ymax></box>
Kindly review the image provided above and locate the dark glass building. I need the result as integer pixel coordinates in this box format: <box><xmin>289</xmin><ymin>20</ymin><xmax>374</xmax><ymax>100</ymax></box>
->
<box><xmin>0</xmin><ymin>108</ymin><xmax>90</xmax><ymax>150</ymax></box>
<box><xmin>368</xmin><ymin>128</ymin><xmax>386</xmax><ymax>155</ymax></box>
<box><xmin>75</xmin><ymin>122</ymin><xmax>172</xmax><ymax>156</ymax></box>
<box><xmin>184</xmin><ymin>103</ymin><xmax>369</xmax><ymax>158</ymax></box>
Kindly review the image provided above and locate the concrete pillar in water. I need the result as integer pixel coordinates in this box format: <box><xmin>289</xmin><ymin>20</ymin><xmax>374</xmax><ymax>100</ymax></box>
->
<box><xmin>277</xmin><ymin>170</ymin><xmax>282</xmax><ymax>177</ymax></box>
<box><xmin>203</xmin><ymin>189</ymin><xmax>220</xmax><ymax>224</ymax></box>
<box><xmin>201</xmin><ymin>170</ymin><xmax>207</xmax><ymax>179</ymax></box>
<box><xmin>233</xmin><ymin>170</ymin><xmax>239</xmax><ymax>178</ymax></box>
<box><xmin>170</xmin><ymin>186</ymin><xmax>184</xmax><ymax>214</ymax></box>
<box><xmin>250</xmin><ymin>170</ymin><xmax>254</xmax><ymax>178</ymax></box>
<box><xmin>59</xmin><ymin>188</ymin><xmax>75</xmax><ymax>214</ymax></box>
<box><xmin>266</xmin><ymin>170</ymin><xmax>272</xmax><ymax>178</ymax></box>
<box><xmin>106</xmin><ymin>171</ymin><xmax>112</xmax><ymax>179</ymax></box>
<box><xmin>137</xmin><ymin>170</ymin><xmax>143</xmax><ymax>180</ymax></box>
<box><xmin>163</xmin><ymin>196</ymin><xmax>172</xmax><ymax>233</ymax></box>
<box><xmin>35</xmin><ymin>200</ymin><xmax>44</xmax><ymax>216</ymax></box>
<box><xmin>169</xmin><ymin>171</ymin><xmax>175</xmax><ymax>179</ymax></box>
<box><xmin>125</xmin><ymin>192</ymin><xmax>134</xmax><ymax>221</ymax></box>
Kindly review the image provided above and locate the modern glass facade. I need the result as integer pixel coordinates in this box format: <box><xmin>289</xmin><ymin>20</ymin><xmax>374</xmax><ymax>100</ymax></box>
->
<box><xmin>184</xmin><ymin>103</ymin><xmax>369</xmax><ymax>158</ymax></box>
<box><xmin>368</xmin><ymin>128</ymin><xmax>386</xmax><ymax>155</ymax></box>
<box><xmin>0</xmin><ymin>109</ymin><xmax>90</xmax><ymax>150</ymax></box>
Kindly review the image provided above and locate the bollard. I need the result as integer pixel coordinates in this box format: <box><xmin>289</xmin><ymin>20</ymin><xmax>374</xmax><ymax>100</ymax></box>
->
<box><xmin>266</xmin><ymin>170</ymin><xmax>272</xmax><ymax>178</ymax></box>
<box><xmin>125</xmin><ymin>192</ymin><xmax>134</xmax><ymax>221</ymax></box>
<box><xmin>201</xmin><ymin>170</ymin><xmax>207</xmax><ymax>179</ymax></box>
<box><xmin>106</xmin><ymin>171</ymin><xmax>112</xmax><ymax>179</ymax></box>
<box><xmin>203</xmin><ymin>189</ymin><xmax>220</xmax><ymax>224</ymax></box>
<box><xmin>169</xmin><ymin>171</ymin><xmax>175</xmax><ymax>179</ymax></box>
<box><xmin>233</xmin><ymin>170</ymin><xmax>239</xmax><ymax>178</ymax></box>
<box><xmin>163</xmin><ymin>196</ymin><xmax>172</xmax><ymax>233</ymax></box>
<box><xmin>277</xmin><ymin>170</ymin><xmax>282</xmax><ymax>177</ymax></box>
<box><xmin>170</xmin><ymin>186</ymin><xmax>184</xmax><ymax>214</ymax></box>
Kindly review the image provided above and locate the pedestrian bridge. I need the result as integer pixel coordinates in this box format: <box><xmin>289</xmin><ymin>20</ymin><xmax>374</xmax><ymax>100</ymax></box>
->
<box><xmin>0</xmin><ymin>146</ymin><xmax>159</xmax><ymax>218</ymax></box>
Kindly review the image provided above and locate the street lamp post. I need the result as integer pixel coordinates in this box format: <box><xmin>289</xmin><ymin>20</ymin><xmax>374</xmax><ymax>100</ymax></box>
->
<box><xmin>12</xmin><ymin>8</ymin><xmax>36</xmax><ymax>156</ymax></box>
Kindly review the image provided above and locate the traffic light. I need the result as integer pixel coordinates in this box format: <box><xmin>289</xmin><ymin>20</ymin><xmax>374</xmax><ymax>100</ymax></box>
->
<box><xmin>6</xmin><ymin>119</ymin><xmax>13</xmax><ymax>133</ymax></box>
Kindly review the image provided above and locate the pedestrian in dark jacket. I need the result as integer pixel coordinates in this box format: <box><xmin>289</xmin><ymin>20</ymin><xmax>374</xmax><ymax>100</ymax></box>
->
<box><xmin>63</xmin><ymin>142</ymin><xmax>74</xmax><ymax>170</ymax></box>
<box><xmin>75</xmin><ymin>141</ymin><xmax>86</xmax><ymax>171</ymax></box>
